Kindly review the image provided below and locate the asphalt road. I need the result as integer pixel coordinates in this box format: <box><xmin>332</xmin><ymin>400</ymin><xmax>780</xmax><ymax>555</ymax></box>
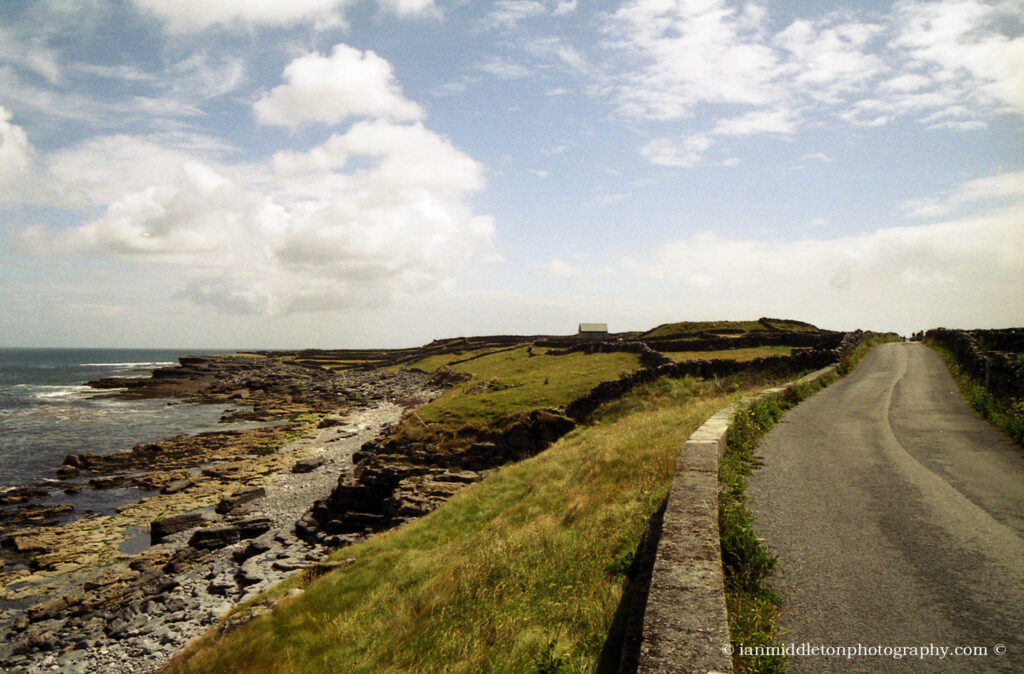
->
<box><xmin>749</xmin><ymin>342</ymin><xmax>1024</xmax><ymax>672</ymax></box>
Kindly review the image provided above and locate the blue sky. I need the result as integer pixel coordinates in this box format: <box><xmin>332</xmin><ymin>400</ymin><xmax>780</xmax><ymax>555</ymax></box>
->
<box><xmin>0</xmin><ymin>0</ymin><xmax>1021</xmax><ymax>348</ymax></box>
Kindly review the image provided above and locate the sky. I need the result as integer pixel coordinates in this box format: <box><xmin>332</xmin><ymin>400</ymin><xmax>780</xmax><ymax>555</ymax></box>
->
<box><xmin>0</xmin><ymin>0</ymin><xmax>1021</xmax><ymax>349</ymax></box>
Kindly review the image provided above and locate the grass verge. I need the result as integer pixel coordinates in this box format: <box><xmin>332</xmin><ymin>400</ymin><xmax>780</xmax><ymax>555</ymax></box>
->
<box><xmin>719</xmin><ymin>375</ymin><xmax>834</xmax><ymax>674</ymax></box>
<box><xmin>166</xmin><ymin>372</ymin><xmax>793</xmax><ymax>674</ymax></box>
<box><xmin>837</xmin><ymin>333</ymin><xmax>901</xmax><ymax>375</ymax></box>
<box><xmin>923</xmin><ymin>340</ymin><xmax>1024</xmax><ymax>447</ymax></box>
<box><xmin>719</xmin><ymin>334</ymin><xmax>898</xmax><ymax>673</ymax></box>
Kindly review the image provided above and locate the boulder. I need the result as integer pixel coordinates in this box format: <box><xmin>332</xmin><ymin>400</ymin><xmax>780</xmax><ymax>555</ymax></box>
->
<box><xmin>215</xmin><ymin>486</ymin><xmax>266</xmax><ymax>514</ymax></box>
<box><xmin>160</xmin><ymin>478</ymin><xmax>195</xmax><ymax>495</ymax></box>
<box><xmin>150</xmin><ymin>513</ymin><xmax>209</xmax><ymax>543</ymax></box>
<box><xmin>187</xmin><ymin>517</ymin><xmax>274</xmax><ymax>550</ymax></box>
<box><xmin>188</xmin><ymin>525</ymin><xmax>241</xmax><ymax>550</ymax></box>
<box><xmin>291</xmin><ymin>455</ymin><xmax>326</xmax><ymax>473</ymax></box>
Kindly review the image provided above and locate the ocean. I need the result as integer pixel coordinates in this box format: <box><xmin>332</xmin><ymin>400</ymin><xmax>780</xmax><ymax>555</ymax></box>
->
<box><xmin>0</xmin><ymin>348</ymin><xmax>246</xmax><ymax>517</ymax></box>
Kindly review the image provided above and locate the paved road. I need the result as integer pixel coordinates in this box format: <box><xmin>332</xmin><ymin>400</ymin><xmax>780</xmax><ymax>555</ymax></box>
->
<box><xmin>749</xmin><ymin>342</ymin><xmax>1024</xmax><ymax>672</ymax></box>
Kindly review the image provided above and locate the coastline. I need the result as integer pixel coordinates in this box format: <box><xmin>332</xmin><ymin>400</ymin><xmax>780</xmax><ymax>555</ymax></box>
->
<box><xmin>0</xmin><ymin>354</ymin><xmax>436</xmax><ymax>673</ymax></box>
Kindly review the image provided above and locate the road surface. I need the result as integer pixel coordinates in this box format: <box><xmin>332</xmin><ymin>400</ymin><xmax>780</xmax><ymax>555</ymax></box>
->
<box><xmin>749</xmin><ymin>341</ymin><xmax>1024</xmax><ymax>672</ymax></box>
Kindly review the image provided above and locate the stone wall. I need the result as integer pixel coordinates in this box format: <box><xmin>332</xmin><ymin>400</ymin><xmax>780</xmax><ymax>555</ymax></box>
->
<box><xmin>564</xmin><ymin>344</ymin><xmax>845</xmax><ymax>421</ymax></box>
<box><xmin>925</xmin><ymin>328</ymin><xmax>1024</xmax><ymax>399</ymax></box>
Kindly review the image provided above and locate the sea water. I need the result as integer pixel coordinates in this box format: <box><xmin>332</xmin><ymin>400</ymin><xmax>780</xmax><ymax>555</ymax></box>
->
<box><xmin>0</xmin><ymin>348</ymin><xmax>248</xmax><ymax>517</ymax></box>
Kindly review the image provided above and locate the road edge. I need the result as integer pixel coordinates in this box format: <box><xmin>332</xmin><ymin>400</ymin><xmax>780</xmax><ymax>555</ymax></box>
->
<box><xmin>633</xmin><ymin>364</ymin><xmax>838</xmax><ymax>674</ymax></box>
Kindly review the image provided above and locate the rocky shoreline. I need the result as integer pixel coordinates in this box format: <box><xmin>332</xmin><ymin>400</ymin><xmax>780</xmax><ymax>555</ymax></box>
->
<box><xmin>0</xmin><ymin>355</ymin><xmax>438</xmax><ymax>674</ymax></box>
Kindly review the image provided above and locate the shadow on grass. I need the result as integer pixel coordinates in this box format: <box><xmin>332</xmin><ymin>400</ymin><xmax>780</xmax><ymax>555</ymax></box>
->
<box><xmin>596</xmin><ymin>496</ymin><xmax>667</xmax><ymax>674</ymax></box>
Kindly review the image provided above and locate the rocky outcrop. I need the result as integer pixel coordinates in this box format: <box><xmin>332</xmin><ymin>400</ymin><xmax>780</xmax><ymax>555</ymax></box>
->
<box><xmin>88</xmin><ymin>355</ymin><xmax>431</xmax><ymax>420</ymax></box>
<box><xmin>296</xmin><ymin>409</ymin><xmax>576</xmax><ymax>546</ymax></box>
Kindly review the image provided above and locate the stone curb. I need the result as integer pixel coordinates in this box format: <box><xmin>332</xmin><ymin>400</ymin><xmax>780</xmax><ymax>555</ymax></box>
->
<box><xmin>634</xmin><ymin>365</ymin><xmax>838</xmax><ymax>674</ymax></box>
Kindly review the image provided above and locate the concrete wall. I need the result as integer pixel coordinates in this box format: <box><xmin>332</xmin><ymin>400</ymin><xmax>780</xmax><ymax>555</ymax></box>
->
<box><xmin>630</xmin><ymin>365</ymin><xmax>838</xmax><ymax>674</ymax></box>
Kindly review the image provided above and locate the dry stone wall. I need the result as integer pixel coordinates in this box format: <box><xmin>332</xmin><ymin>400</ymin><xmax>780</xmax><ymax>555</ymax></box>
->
<box><xmin>925</xmin><ymin>328</ymin><xmax>1024</xmax><ymax>398</ymax></box>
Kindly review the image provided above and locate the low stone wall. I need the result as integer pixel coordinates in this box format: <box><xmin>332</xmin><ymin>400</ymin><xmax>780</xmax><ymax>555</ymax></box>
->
<box><xmin>925</xmin><ymin>328</ymin><xmax>1024</xmax><ymax>398</ymax></box>
<box><xmin>629</xmin><ymin>365</ymin><xmax>838</xmax><ymax>674</ymax></box>
<box><xmin>565</xmin><ymin>346</ymin><xmax>842</xmax><ymax>422</ymax></box>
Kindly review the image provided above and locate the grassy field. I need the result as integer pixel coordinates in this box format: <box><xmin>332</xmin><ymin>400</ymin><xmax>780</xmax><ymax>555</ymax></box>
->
<box><xmin>663</xmin><ymin>345</ymin><xmax>793</xmax><ymax>363</ymax></box>
<box><xmin>394</xmin><ymin>347</ymin><xmax>643</xmax><ymax>446</ymax></box>
<box><xmin>641</xmin><ymin>320</ymin><xmax>771</xmax><ymax>340</ymax></box>
<box><xmin>640</xmin><ymin>319</ymin><xmax>821</xmax><ymax>341</ymax></box>
<box><xmin>166</xmin><ymin>369</ymin><xmax>798</xmax><ymax>674</ymax></box>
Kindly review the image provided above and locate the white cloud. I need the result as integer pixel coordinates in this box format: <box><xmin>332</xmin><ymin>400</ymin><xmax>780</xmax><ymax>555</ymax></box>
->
<box><xmin>254</xmin><ymin>44</ymin><xmax>424</xmax><ymax>128</ymax></box>
<box><xmin>485</xmin><ymin>1</ymin><xmax>548</xmax><ymax>29</ymax></box>
<box><xmin>378</xmin><ymin>0</ymin><xmax>440</xmax><ymax>18</ymax></box>
<box><xmin>893</xmin><ymin>0</ymin><xmax>1024</xmax><ymax>114</ymax></box>
<box><xmin>0</xmin><ymin>106</ymin><xmax>32</xmax><ymax>195</ymax></box>
<box><xmin>0</xmin><ymin>25</ymin><xmax>62</xmax><ymax>84</ymax></box>
<box><xmin>712</xmin><ymin>107</ymin><xmax>799</xmax><ymax>136</ymax></box>
<box><xmin>171</xmin><ymin>52</ymin><xmax>247</xmax><ymax>99</ymax></box>
<box><xmin>606</xmin><ymin>0</ymin><xmax>782</xmax><ymax>120</ymax></box>
<box><xmin>16</xmin><ymin>121</ymin><xmax>494</xmax><ymax>315</ymax></box>
<box><xmin>123</xmin><ymin>0</ymin><xmax>436</xmax><ymax>31</ymax></box>
<box><xmin>130</xmin><ymin>0</ymin><xmax>352</xmax><ymax>31</ymax></box>
<box><xmin>640</xmin><ymin>134</ymin><xmax>713</xmax><ymax>167</ymax></box>
<box><xmin>129</xmin><ymin>0</ymin><xmax>438</xmax><ymax>31</ymax></box>
<box><xmin>904</xmin><ymin>169</ymin><xmax>1024</xmax><ymax>217</ymax></box>
<box><xmin>480</xmin><ymin>58</ymin><xmax>533</xmax><ymax>80</ymax></box>
<box><xmin>774</xmin><ymin>18</ymin><xmax>888</xmax><ymax>103</ymax></box>
<box><xmin>553</xmin><ymin>1</ymin><xmax>578</xmax><ymax>17</ymax></box>
<box><xmin>605</xmin><ymin>0</ymin><xmax>1024</xmax><ymax>166</ymax></box>
<box><xmin>620</xmin><ymin>204</ymin><xmax>1024</xmax><ymax>332</ymax></box>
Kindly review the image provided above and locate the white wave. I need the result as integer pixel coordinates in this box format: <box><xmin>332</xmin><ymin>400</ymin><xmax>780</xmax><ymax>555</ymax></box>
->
<box><xmin>33</xmin><ymin>385</ymin><xmax>93</xmax><ymax>399</ymax></box>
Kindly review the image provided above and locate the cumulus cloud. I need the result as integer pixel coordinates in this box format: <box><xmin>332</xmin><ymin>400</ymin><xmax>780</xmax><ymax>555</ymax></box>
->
<box><xmin>254</xmin><ymin>44</ymin><xmax>424</xmax><ymax>128</ymax></box>
<box><xmin>0</xmin><ymin>106</ymin><xmax>33</xmax><ymax>195</ymax></box>
<box><xmin>607</xmin><ymin>0</ymin><xmax>781</xmax><ymax>120</ymax></box>
<box><xmin>17</xmin><ymin>120</ymin><xmax>493</xmax><ymax>314</ymax></box>
<box><xmin>606</xmin><ymin>0</ymin><xmax>1024</xmax><ymax>165</ymax></box>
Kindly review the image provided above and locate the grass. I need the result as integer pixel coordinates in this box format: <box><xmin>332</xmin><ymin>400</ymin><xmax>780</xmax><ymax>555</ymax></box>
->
<box><xmin>640</xmin><ymin>319</ymin><xmax>823</xmax><ymax>341</ymax></box>
<box><xmin>394</xmin><ymin>347</ymin><xmax>643</xmax><ymax>446</ymax></box>
<box><xmin>401</xmin><ymin>347</ymin><xmax>518</xmax><ymax>373</ymax></box>
<box><xmin>924</xmin><ymin>340</ymin><xmax>1024</xmax><ymax>447</ymax></box>
<box><xmin>641</xmin><ymin>320</ymin><xmax>773</xmax><ymax>340</ymax></box>
<box><xmin>663</xmin><ymin>346</ymin><xmax>794</xmax><ymax>363</ymax></box>
<box><xmin>166</xmin><ymin>372</ymin><xmax>790</xmax><ymax>674</ymax></box>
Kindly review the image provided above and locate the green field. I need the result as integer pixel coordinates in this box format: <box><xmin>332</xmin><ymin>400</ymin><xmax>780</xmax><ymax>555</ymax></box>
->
<box><xmin>663</xmin><ymin>345</ymin><xmax>794</xmax><ymax>362</ymax></box>
<box><xmin>394</xmin><ymin>347</ymin><xmax>643</xmax><ymax>446</ymax></box>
